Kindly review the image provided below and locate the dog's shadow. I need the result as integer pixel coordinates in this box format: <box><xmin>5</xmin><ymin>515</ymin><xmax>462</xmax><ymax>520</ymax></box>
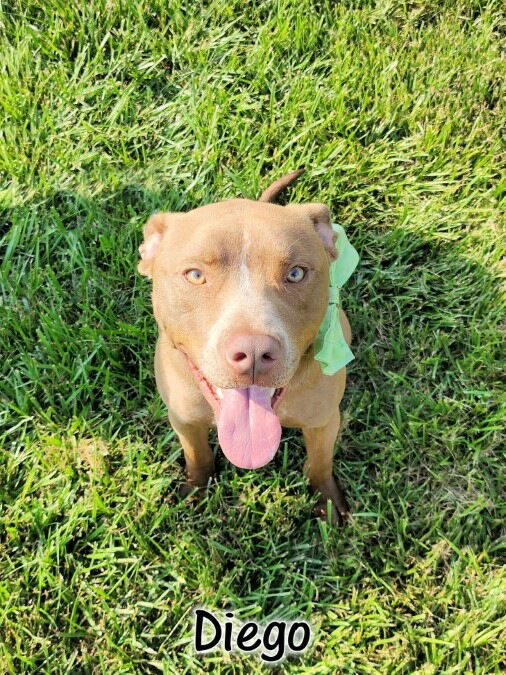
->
<box><xmin>2</xmin><ymin>186</ymin><xmax>503</xmax><ymax>619</ymax></box>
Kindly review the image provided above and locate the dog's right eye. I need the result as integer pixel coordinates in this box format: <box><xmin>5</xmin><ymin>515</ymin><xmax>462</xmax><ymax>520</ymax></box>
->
<box><xmin>184</xmin><ymin>269</ymin><xmax>206</xmax><ymax>285</ymax></box>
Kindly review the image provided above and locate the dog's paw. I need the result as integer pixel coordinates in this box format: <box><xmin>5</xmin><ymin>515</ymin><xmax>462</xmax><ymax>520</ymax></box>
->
<box><xmin>311</xmin><ymin>477</ymin><xmax>350</xmax><ymax>527</ymax></box>
<box><xmin>178</xmin><ymin>482</ymin><xmax>208</xmax><ymax>502</ymax></box>
<box><xmin>312</xmin><ymin>497</ymin><xmax>349</xmax><ymax>527</ymax></box>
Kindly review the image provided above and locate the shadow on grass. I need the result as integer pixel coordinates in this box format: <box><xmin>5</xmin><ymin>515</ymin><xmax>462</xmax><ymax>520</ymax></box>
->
<box><xmin>1</xmin><ymin>185</ymin><xmax>504</xmax><ymax>621</ymax></box>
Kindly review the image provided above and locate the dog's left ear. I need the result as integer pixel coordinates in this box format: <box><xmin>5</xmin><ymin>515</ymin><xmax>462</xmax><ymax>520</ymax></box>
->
<box><xmin>286</xmin><ymin>203</ymin><xmax>337</xmax><ymax>260</ymax></box>
<box><xmin>138</xmin><ymin>212</ymin><xmax>174</xmax><ymax>278</ymax></box>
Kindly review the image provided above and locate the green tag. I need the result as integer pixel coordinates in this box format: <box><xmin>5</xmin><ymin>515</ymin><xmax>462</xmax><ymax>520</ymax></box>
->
<box><xmin>314</xmin><ymin>224</ymin><xmax>359</xmax><ymax>375</ymax></box>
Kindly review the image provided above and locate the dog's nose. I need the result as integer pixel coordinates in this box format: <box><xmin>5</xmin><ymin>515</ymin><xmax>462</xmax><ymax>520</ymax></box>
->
<box><xmin>225</xmin><ymin>334</ymin><xmax>280</xmax><ymax>378</ymax></box>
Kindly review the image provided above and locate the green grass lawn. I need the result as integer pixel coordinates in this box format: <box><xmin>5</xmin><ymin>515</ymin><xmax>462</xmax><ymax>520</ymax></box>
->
<box><xmin>1</xmin><ymin>0</ymin><xmax>505</xmax><ymax>672</ymax></box>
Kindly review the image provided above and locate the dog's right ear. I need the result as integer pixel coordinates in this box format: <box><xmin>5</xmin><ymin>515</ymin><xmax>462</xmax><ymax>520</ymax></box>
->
<box><xmin>138</xmin><ymin>212</ymin><xmax>173</xmax><ymax>278</ymax></box>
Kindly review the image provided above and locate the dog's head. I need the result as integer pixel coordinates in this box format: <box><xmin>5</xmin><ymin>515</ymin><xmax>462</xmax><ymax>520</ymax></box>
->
<box><xmin>138</xmin><ymin>177</ymin><xmax>338</xmax><ymax>468</ymax></box>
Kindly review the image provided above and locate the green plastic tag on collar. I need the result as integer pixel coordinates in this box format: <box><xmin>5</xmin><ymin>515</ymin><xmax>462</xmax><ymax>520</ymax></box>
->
<box><xmin>314</xmin><ymin>224</ymin><xmax>359</xmax><ymax>375</ymax></box>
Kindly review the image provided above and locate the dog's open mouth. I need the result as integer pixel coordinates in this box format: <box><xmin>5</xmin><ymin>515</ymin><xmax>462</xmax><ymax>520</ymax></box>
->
<box><xmin>184</xmin><ymin>353</ymin><xmax>285</xmax><ymax>470</ymax></box>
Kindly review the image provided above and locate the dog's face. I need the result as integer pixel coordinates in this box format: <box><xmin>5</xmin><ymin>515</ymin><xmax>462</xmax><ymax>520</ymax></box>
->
<box><xmin>139</xmin><ymin>197</ymin><xmax>337</xmax><ymax>469</ymax></box>
<box><xmin>139</xmin><ymin>199</ymin><xmax>336</xmax><ymax>387</ymax></box>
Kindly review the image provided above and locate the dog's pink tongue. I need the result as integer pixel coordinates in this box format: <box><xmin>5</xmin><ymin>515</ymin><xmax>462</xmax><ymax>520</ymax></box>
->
<box><xmin>217</xmin><ymin>387</ymin><xmax>281</xmax><ymax>469</ymax></box>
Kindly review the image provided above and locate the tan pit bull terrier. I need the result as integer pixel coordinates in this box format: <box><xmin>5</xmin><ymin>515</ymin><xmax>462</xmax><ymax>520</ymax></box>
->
<box><xmin>138</xmin><ymin>171</ymin><xmax>352</xmax><ymax>524</ymax></box>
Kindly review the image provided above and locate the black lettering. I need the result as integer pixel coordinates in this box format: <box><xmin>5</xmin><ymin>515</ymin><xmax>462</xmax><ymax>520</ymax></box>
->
<box><xmin>223</xmin><ymin>614</ymin><xmax>233</xmax><ymax>651</ymax></box>
<box><xmin>261</xmin><ymin>621</ymin><xmax>286</xmax><ymax>663</ymax></box>
<box><xmin>194</xmin><ymin>609</ymin><xmax>221</xmax><ymax>651</ymax></box>
<box><xmin>236</xmin><ymin>622</ymin><xmax>261</xmax><ymax>652</ymax></box>
<box><xmin>287</xmin><ymin>622</ymin><xmax>311</xmax><ymax>652</ymax></box>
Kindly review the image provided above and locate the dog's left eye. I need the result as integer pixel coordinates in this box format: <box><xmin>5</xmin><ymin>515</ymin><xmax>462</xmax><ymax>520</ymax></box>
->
<box><xmin>286</xmin><ymin>266</ymin><xmax>306</xmax><ymax>283</ymax></box>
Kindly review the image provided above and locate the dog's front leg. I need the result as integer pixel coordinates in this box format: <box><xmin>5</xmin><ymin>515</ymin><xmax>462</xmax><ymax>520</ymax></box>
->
<box><xmin>302</xmin><ymin>409</ymin><xmax>349</xmax><ymax>526</ymax></box>
<box><xmin>169</xmin><ymin>414</ymin><xmax>215</xmax><ymax>493</ymax></box>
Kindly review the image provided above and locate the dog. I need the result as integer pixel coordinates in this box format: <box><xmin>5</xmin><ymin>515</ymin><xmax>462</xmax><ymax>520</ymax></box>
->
<box><xmin>138</xmin><ymin>171</ymin><xmax>353</xmax><ymax>524</ymax></box>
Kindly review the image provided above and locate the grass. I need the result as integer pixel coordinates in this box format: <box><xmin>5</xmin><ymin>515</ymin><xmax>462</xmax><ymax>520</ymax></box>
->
<box><xmin>0</xmin><ymin>0</ymin><xmax>505</xmax><ymax>671</ymax></box>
